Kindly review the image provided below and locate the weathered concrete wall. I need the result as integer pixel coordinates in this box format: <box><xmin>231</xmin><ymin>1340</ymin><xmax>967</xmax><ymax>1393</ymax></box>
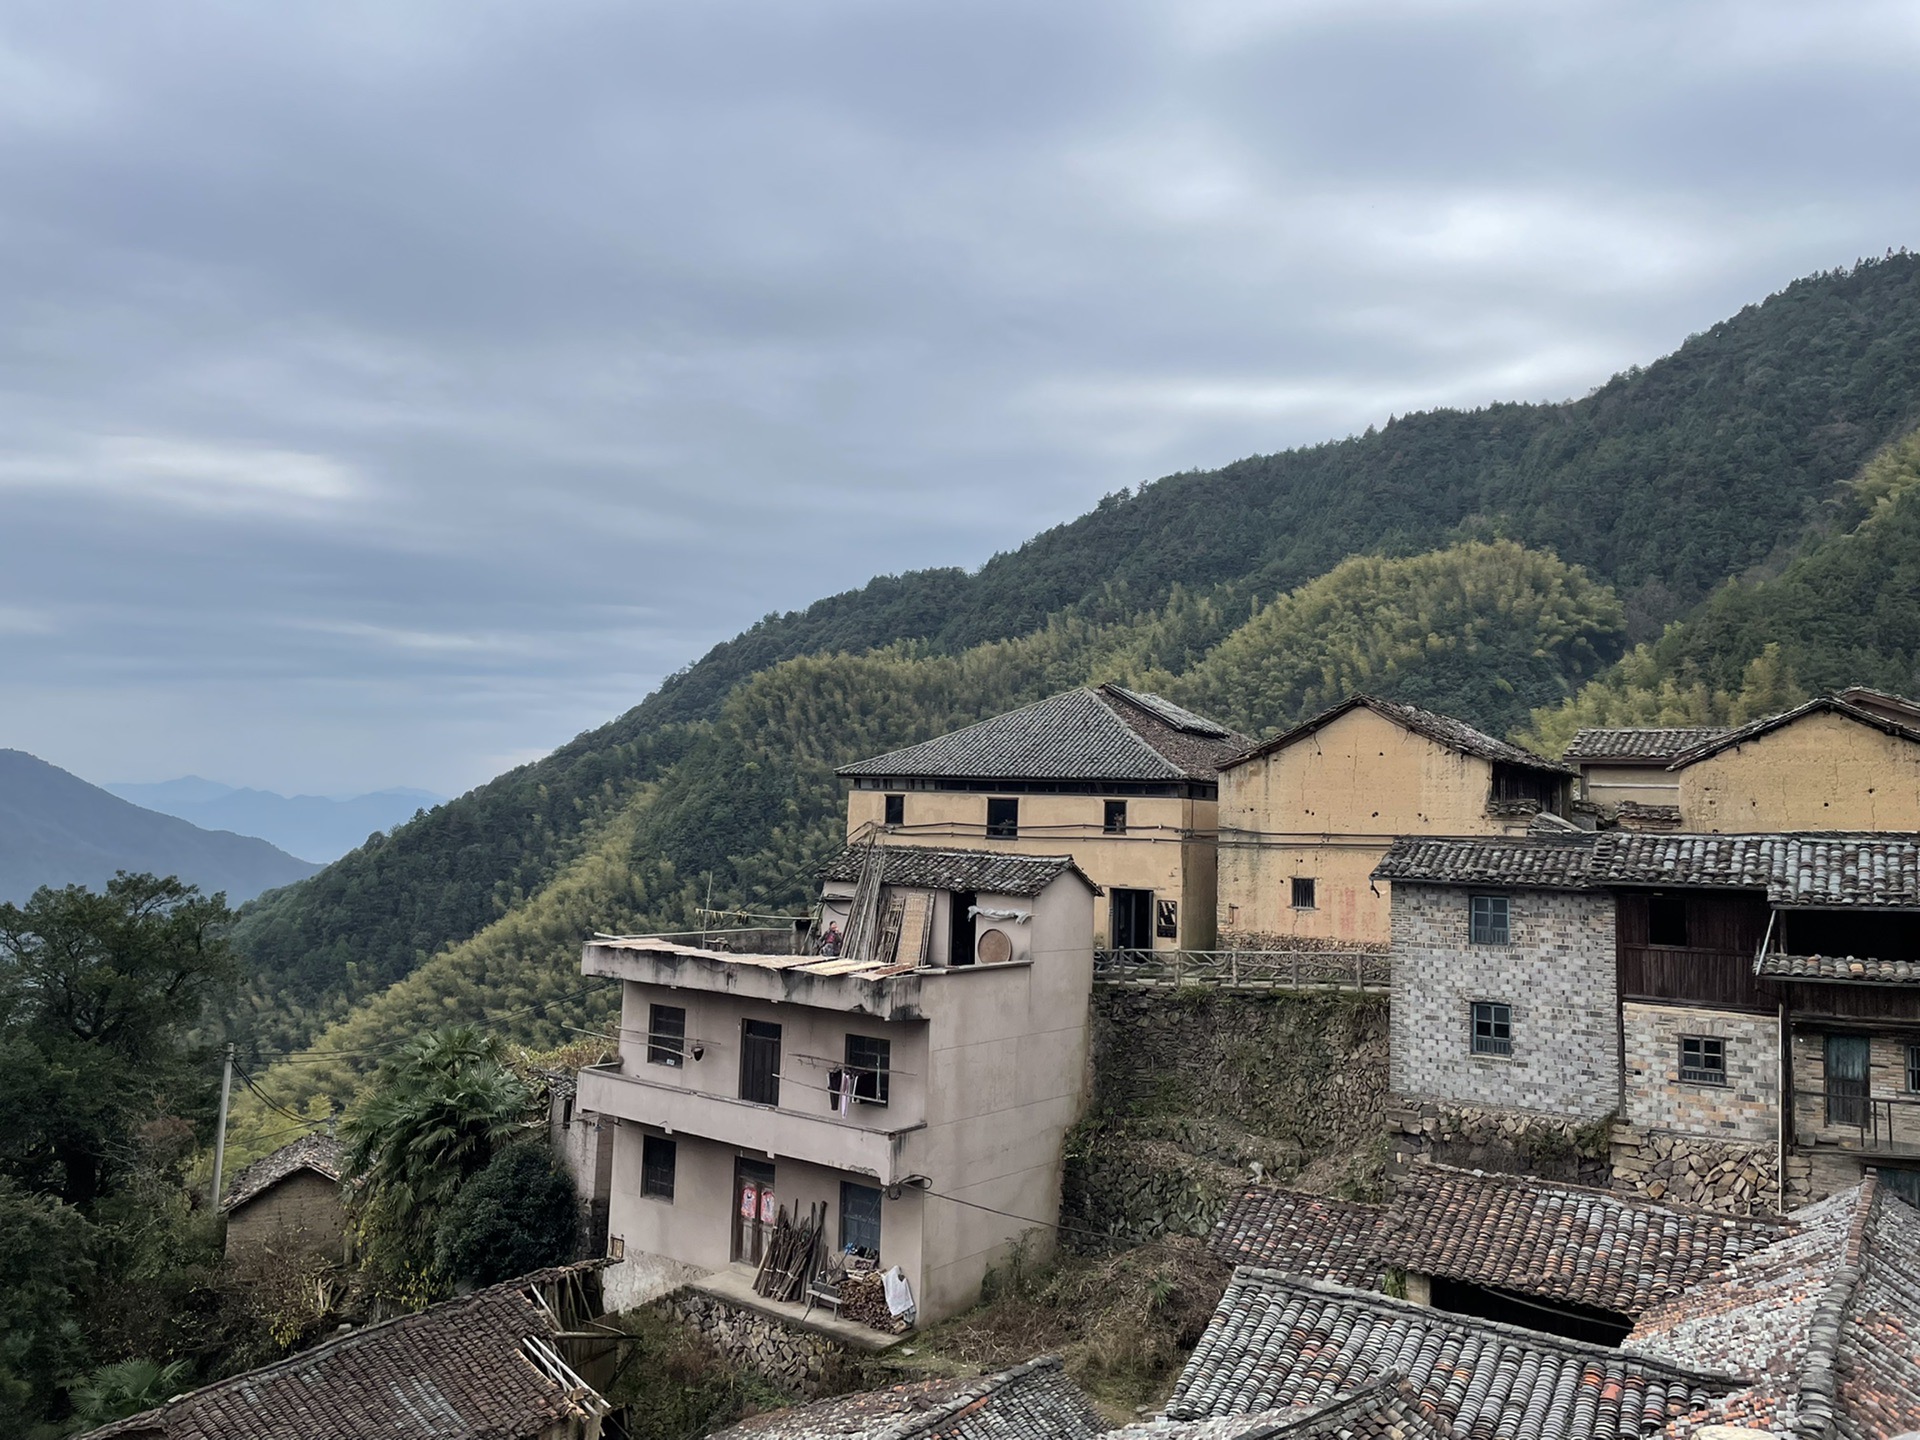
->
<box><xmin>1622</xmin><ymin>1002</ymin><xmax>1778</xmax><ymax>1143</ymax></box>
<box><xmin>1390</xmin><ymin>883</ymin><xmax>1618</xmax><ymax>1120</ymax></box>
<box><xmin>1064</xmin><ymin>987</ymin><xmax>1390</xmax><ymax>1242</ymax></box>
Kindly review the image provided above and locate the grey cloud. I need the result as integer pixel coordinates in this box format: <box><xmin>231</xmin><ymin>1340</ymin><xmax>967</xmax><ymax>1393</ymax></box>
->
<box><xmin>0</xmin><ymin>0</ymin><xmax>1915</xmax><ymax>795</ymax></box>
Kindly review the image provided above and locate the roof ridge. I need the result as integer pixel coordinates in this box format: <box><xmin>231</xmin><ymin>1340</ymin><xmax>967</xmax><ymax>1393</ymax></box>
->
<box><xmin>1225</xmin><ymin>1268</ymin><xmax>1729</xmax><ymax>1384</ymax></box>
<box><xmin>1787</xmin><ymin>1177</ymin><xmax>1878</xmax><ymax>1440</ymax></box>
<box><xmin>865</xmin><ymin>1355</ymin><xmax>1067</xmax><ymax>1440</ymax></box>
<box><xmin>1086</xmin><ymin>684</ymin><xmax>1199</xmax><ymax>774</ymax></box>
<box><xmin>1667</xmin><ymin>694</ymin><xmax>1920</xmax><ymax>769</ymax></box>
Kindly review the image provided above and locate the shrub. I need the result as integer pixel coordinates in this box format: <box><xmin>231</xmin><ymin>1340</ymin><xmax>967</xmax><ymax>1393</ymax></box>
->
<box><xmin>432</xmin><ymin>1142</ymin><xmax>577</xmax><ymax>1287</ymax></box>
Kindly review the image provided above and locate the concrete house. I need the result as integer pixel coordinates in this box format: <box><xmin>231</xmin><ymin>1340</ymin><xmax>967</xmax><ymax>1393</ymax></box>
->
<box><xmin>1375</xmin><ymin>830</ymin><xmax>1920</xmax><ymax>1214</ymax></box>
<box><xmin>837</xmin><ymin>685</ymin><xmax>1247</xmax><ymax>953</ymax></box>
<box><xmin>1215</xmin><ymin>696</ymin><xmax>1574</xmax><ymax>947</ymax></box>
<box><xmin>221</xmin><ymin>1132</ymin><xmax>347</xmax><ymax>1265</ymax></box>
<box><xmin>576</xmin><ymin>845</ymin><xmax>1098</xmax><ymax>1324</ymax></box>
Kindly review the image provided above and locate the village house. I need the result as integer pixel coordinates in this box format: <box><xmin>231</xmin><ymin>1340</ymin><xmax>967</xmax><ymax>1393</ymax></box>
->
<box><xmin>82</xmin><ymin>1264</ymin><xmax>615</xmax><ymax>1440</ymax></box>
<box><xmin>574</xmin><ymin>843</ymin><xmax>1098</xmax><ymax>1325</ymax></box>
<box><xmin>220</xmin><ymin>1132</ymin><xmax>348</xmax><ymax>1265</ymax></box>
<box><xmin>837</xmin><ymin>684</ymin><xmax>1246</xmax><ymax>953</ymax></box>
<box><xmin>1214</xmin><ymin>695</ymin><xmax>1574</xmax><ymax>947</ymax></box>
<box><xmin>1375</xmin><ymin>830</ymin><xmax>1920</xmax><ymax>1213</ymax></box>
<box><xmin>1560</xmin><ymin>725</ymin><xmax>1727</xmax><ymax>822</ymax></box>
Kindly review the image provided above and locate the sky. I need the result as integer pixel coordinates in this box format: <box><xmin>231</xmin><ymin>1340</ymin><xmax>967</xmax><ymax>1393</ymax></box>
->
<box><xmin>2</xmin><ymin>1</ymin><xmax>1917</xmax><ymax>799</ymax></box>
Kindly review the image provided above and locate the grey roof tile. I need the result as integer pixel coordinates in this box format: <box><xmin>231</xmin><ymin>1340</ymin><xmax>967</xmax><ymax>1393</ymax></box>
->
<box><xmin>1562</xmin><ymin>728</ymin><xmax>1731</xmax><ymax>763</ymax></box>
<box><xmin>1756</xmin><ymin>954</ymin><xmax>1920</xmax><ymax>985</ymax></box>
<box><xmin>1112</xmin><ymin>1379</ymin><xmax>1450</xmax><ymax>1440</ymax></box>
<box><xmin>82</xmin><ymin>1264</ymin><xmax>607</xmax><ymax>1439</ymax></box>
<box><xmin>1223</xmin><ymin>696</ymin><xmax>1572</xmax><ymax>776</ymax></box>
<box><xmin>1666</xmin><ymin>696</ymin><xmax>1920</xmax><ymax>769</ymax></box>
<box><xmin>837</xmin><ymin>686</ymin><xmax>1249</xmax><ymax>782</ymax></box>
<box><xmin>1207</xmin><ymin>1188</ymin><xmax>1386</xmax><ymax>1289</ymax></box>
<box><xmin>1166</xmin><ymin>1269</ymin><xmax>1726</xmax><ymax>1436</ymax></box>
<box><xmin>1370</xmin><ymin>836</ymin><xmax>1599</xmax><ymax>889</ymax></box>
<box><xmin>712</xmin><ymin>1355</ymin><xmax>1105</xmax><ymax>1440</ymax></box>
<box><xmin>819</xmin><ymin>844</ymin><xmax>1096</xmax><ymax>896</ymax></box>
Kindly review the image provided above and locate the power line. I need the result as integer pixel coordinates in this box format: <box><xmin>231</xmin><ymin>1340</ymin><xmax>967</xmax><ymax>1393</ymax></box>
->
<box><xmin>898</xmin><ymin>1180</ymin><xmax>1123</xmax><ymax>1248</ymax></box>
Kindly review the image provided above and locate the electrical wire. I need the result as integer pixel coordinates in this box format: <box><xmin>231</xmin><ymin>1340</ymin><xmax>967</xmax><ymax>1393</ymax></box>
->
<box><xmin>894</xmin><ymin>1180</ymin><xmax>1124</xmax><ymax>1248</ymax></box>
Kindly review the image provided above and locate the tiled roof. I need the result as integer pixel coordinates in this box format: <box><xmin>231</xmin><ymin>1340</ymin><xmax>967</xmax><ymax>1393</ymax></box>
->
<box><xmin>1627</xmin><ymin>1180</ymin><xmax>1920</xmax><ymax>1440</ymax></box>
<box><xmin>1562</xmin><ymin>728</ymin><xmax>1730</xmax><ymax>763</ymax></box>
<box><xmin>711</xmin><ymin>1356</ymin><xmax>1105</xmax><ymax>1440</ymax></box>
<box><xmin>1666</xmin><ymin>696</ymin><xmax>1920</xmax><ymax>769</ymax></box>
<box><xmin>222</xmin><ymin>1133</ymin><xmax>344</xmax><ymax>1212</ymax></box>
<box><xmin>819</xmin><ymin>844</ymin><xmax>1096</xmax><ymax>896</ymax></box>
<box><xmin>1378</xmin><ymin>1165</ymin><xmax>1788</xmax><ymax>1318</ymax></box>
<box><xmin>1207</xmin><ymin>1188</ymin><xmax>1386</xmax><ymax>1288</ymax></box>
<box><xmin>1756</xmin><ymin>954</ymin><xmax>1920</xmax><ymax>985</ymax></box>
<box><xmin>1373</xmin><ymin>831</ymin><xmax>1920</xmax><ymax>907</ymax></box>
<box><xmin>1837</xmin><ymin>685</ymin><xmax>1920</xmax><ymax>725</ymax></box>
<box><xmin>1223</xmin><ymin>696</ymin><xmax>1572</xmax><ymax>777</ymax></box>
<box><xmin>84</xmin><ymin>1265</ymin><xmax>607</xmax><ymax>1439</ymax></box>
<box><xmin>1111</xmin><ymin>1379</ymin><xmax>1449</xmax><ymax>1440</ymax></box>
<box><xmin>1371</xmin><ymin>836</ymin><xmax>1599</xmax><ymax>890</ymax></box>
<box><xmin>1166</xmin><ymin>1270</ymin><xmax>1725</xmax><ymax>1436</ymax></box>
<box><xmin>837</xmin><ymin>686</ymin><xmax>1249</xmax><ymax>782</ymax></box>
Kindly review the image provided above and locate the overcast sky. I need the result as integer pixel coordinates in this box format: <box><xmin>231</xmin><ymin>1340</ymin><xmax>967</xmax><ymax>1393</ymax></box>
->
<box><xmin>2</xmin><ymin>0</ymin><xmax>1916</xmax><ymax>799</ymax></box>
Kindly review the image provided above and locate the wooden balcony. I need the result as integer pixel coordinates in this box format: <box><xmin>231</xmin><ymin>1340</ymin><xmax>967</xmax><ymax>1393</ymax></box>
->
<box><xmin>1792</xmin><ymin>1089</ymin><xmax>1920</xmax><ymax>1159</ymax></box>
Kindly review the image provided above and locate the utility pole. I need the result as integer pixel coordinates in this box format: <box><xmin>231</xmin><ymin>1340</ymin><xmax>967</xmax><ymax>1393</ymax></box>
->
<box><xmin>210</xmin><ymin>1042</ymin><xmax>234</xmax><ymax>1210</ymax></box>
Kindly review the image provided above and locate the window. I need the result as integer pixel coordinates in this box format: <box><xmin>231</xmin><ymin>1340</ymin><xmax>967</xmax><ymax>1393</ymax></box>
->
<box><xmin>740</xmin><ymin>1020</ymin><xmax>782</xmax><ymax>1106</ymax></box>
<box><xmin>1469</xmin><ymin>894</ymin><xmax>1510</xmax><ymax>946</ymax></box>
<box><xmin>1156</xmin><ymin>899</ymin><xmax>1179</xmax><ymax>939</ymax></box>
<box><xmin>1291</xmin><ymin>877</ymin><xmax>1317</xmax><ymax>910</ymax></box>
<box><xmin>1679</xmin><ymin>1035</ymin><xmax>1727</xmax><ymax>1085</ymax></box>
<box><xmin>1471</xmin><ymin>1001</ymin><xmax>1512</xmax><ymax>1056</ymax></box>
<box><xmin>840</xmin><ymin>1181</ymin><xmax>882</xmax><ymax>1257</ymax></box>
<box><xmin>1110</xmin><ymin>889</ymin><xmax>1152</xmax><ymax>950</ymax></box>
<box><xmin>1648</xmin><ymin>894</ymin><xmax>1688</xmax><ymax>947</ymax></box>
<box><xmin>1907</xmin><ymin>1043</ymin><xmax>1920</xmax><ymax>1094</ymax></box>
<box><xmin>1103</xmin><ymin>799</ymin><xmax>1127</xmax><ymax>834</ymax></box>
<box><xmin>986</xmin><ymin>797</ymin><xmax>1019</xmax><ymax>839</ymax></box>
<box><xmin>884</xmin><ymin>794</ymin><xmax>904</xmax><ymax>826</ymax></box>
<box><xmin>641</xmin><ymin>1135</ymin><xmax>676</xmax><ymax>1200</ymax></box>
<box><xmin>647</xmin><ymin>1004</ymin><xmax>686</xmax><ymax>1067</ymax></box>
<box><xmin>845</xmin><ymin>1034</ymin><xmax>891</xmax><ymax>1106</ymax></box>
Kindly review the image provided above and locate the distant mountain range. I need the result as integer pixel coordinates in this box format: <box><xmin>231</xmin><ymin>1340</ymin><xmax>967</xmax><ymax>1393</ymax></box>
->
<box><xmin>0</xmin><ymin>750</ymin><xmax>321</xmax><ymax>906</ymax></box>
<box><xmin>105</xmin><ymin>778</ymin><xmax>444</xmax><ymax>864</ymax></box>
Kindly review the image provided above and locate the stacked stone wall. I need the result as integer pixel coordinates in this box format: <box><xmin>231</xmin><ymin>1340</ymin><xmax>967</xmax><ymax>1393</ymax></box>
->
<box><xmin>1385</xmin><ymin>1098</ymin><xmax>1612</xmax><ymax>1187</ymax></box>
<box><xmin>1608</xmin><ymin>1124</ymin><xmax>1790</xmax><ymax>1215</ymax></box>
<box><xmin>656</xmin><ymin>1289</ymin><xmax>846</xmax><ymax>1397</ymax></box>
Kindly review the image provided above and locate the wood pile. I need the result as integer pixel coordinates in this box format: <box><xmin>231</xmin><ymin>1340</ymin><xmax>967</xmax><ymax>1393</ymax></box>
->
<box><xmin>836</xmin><ymin>1269</ymin><xmax>907</xmax><ymax>1331</ymax></box>
<box><xmin>752</xmin><ymin>1203</ymin><xmax>825</xmax><ymax>1304</ymax></box>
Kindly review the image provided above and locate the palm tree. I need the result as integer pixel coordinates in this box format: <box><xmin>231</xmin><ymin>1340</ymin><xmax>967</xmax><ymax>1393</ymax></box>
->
<box><xmin>66</xmin><ymin>1358</ymin><xmax>191</xmax><ymax>1430</ymax></box>
<box><xmin>341</xmin><ymin>1026</ymin><xmax>538</xmax><ymax>1294</ymax></box>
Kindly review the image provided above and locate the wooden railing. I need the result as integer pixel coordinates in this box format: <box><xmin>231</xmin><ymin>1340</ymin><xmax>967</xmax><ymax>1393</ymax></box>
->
<box><xmin>1093</xmin><ymin>948</ymin><xmax>1390</xmax><ymax>991</ymax></box>
<box><xmin>1793</xmin><ymin>1090</ymin><xmax>1920</xmax><ymax>1157</ymax></box>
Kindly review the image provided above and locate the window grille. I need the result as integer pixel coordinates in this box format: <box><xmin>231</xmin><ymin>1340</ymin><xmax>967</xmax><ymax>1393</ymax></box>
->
<box><xmin>840</xmin><ymin>1182</ymin><xmax>882</xmax><ymax>1256</ymax></box>
<box><xmin>647</xmin><ymin>1004</ymin><xmax>686</xmax><ymax>1067</ymax></box>
<box><xmin>845</xmin><ymin>1034</ymin><xmax>891</xmax><ymax>1106</ymax></box>
<box><xmin>1291</xmin><ymin>877</ymin><xmax>1316</xmax><ymax>910</ymax></box>
<box><xmin>1469</xmin><ymin>894</ymin><xmax>1510</xmax><ymax>946</ymax></box>
<box><xmin>641</xmin><ymin>1135</ymin><xmax>676</xmax><ymax>1200</ymax></box>
<box><xmin>1471</xmin><ymin>1001</ymin><xmax>1512</xmax><ymax>1056</ymax></box>
<box><xmin>1679</xmin><ymin>1034</ymin><xmax>1727</xmax><ymax>1085</ymax></box>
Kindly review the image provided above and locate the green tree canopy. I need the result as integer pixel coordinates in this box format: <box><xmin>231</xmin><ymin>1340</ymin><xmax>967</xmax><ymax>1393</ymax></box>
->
<box><xmin>434</xmin><ymin>1141</ymin><xmax>576</xmax><ymax>1287</ymax></box>
<box><xmin>0</xmin><ymin>873</ymin><xmax>237</xmax><ymax>1209</ymax></box>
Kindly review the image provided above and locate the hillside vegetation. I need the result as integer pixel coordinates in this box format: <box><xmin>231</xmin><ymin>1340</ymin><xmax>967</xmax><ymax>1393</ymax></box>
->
<box><xmin>225</xmin><ymin>257</ymin><xmax>1920</xmax><ymax>1142</ymax></box>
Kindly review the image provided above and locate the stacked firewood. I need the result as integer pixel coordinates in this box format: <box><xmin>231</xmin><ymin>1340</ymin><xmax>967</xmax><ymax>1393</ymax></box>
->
<box><xmin>752</xmin><ymin>1203</ymin><xmax>825</xmax><ymax>1304</ymax></box>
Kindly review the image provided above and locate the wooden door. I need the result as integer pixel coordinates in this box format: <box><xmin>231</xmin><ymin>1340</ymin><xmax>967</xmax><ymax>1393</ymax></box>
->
<box><xmin>1825</xmin><ymin>1033</ymin><xmax>1870</xmax><ymax>1129</ymax></box>
<box><xmin>739</xmin><ymin>1020</ymin><xmax>782</xmax><ymax>1106</ymax></box>
<box><xmin>732</xmin><ymin>1157</ymin><xmax>777</xmax><ymax>1264</ymax></box>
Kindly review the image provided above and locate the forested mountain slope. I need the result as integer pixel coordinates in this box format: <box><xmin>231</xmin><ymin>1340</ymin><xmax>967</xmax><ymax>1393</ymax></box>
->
<box><xmin>229</xmin><ymin>256</ymin><xmax>1920</xmax><ymax>1076</ymax></box>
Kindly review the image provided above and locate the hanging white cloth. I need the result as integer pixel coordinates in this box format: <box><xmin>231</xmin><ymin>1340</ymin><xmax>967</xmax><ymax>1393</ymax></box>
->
<box><xmin>882</xmin><ymin>1265</ymin><xmax>916</xmax><ymax>1319</ymax></box>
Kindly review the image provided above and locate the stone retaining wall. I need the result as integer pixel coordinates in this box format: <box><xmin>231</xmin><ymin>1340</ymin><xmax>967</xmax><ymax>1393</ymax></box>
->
<box><xmin>656</xmin><ymin>1289</ymin><xmax>845</xmax><ymax>1398</ymax></box>
<box><xmin>1386</xmin><ymin>1099</ymin><xmax>1612</xmax><ymax>1187</ymax></box>
<box><xmin>1608</xmin><ymin>1124</ymin><xmax>1794</xmax><ymax>1216</ymax></box>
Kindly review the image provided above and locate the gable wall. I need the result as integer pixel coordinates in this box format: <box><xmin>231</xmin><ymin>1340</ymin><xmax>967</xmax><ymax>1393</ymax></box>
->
<box><xmin>1679</xmin><ymin>711</ymin><xmax>1920</xmax><ymax>830</ymax></box>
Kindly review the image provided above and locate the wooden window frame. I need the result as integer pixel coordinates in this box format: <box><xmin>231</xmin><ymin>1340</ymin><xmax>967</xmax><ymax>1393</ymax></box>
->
<box><xmin>1471</xmin><ymin>1000</ymin><xmax>1513</xmax><ymax>1056</ymax></box>
<box><xmin>1678</xmin><ymin>1034</ymin><xmax>1727</xmax><ymax>1086</ymax></box>
<box><xmin>1469</xmin><ymin>894</ymin><xmax>1510</xmax><ymax>946</ymax></box>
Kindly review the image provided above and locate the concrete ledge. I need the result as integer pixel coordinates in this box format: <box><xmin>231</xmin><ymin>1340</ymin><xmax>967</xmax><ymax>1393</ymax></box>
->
<box><xmin>690</xmin><ymin>1266</ymin><xmax>905</xmax><ymax>1353</ymax></box>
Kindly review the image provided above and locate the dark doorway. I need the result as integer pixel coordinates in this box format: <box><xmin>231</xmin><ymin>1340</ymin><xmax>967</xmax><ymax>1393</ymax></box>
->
<box><xmin>1111</xmin><ymin>888</ymin><xmax>1153</xmax><ymax>950</ymax></box>
<box><xmin>949</xmin><ymin>891</ymin><xmax>977</xmax><ymax>965</ymax></box>
<box><xmin>740</xmin><ymin>1020</ymin><xmax>782</xmax><ymax>1106</ymax></box>
<box><xmin>732</xmin><ymin>1157</ymin><xmax>777</xmax><ymax>1264</ymax></box>
<box><xmin>1429</xmin><ymin>1275</ymin><xmax>1631</xmax><ymax>1347</ymax></box>
<box><xmin>1826</xmin><ymin>1033</ymin><xmax>1870</xmax><ymax>1129</ymax></box>
<box><xmin>986</xmin><ymin>797</ymin><xmax>1018</xmax><ymax>838</ymax></box>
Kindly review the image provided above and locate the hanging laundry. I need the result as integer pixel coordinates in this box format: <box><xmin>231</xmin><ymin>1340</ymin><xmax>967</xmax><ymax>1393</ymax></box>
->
<box><xmin>833</xmin><ymin>1068</ymin><xmax>855</xmax><ymax>1117</ymax></box>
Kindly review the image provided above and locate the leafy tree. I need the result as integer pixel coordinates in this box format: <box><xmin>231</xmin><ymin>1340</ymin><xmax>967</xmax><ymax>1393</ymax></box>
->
<box><xmin>0</xmin><ymin>873</ymin><xmax>237</xmax><ymax>1209</ymax></box>
<box><xmin>0</xmin><ymin>1178</ymin><xmax>96</xmax><ymax>1425</ymax></box>
<box><xmin>342</xmin><ymin>1026</ymin><xmax>538</xmax><ymax>1301</ymax></box>
<box><xmin>434</xmin><ymin>1141</ymin><xmax>576</xmax><ymax>1287</ymax></box>
<box><xmin>64</xmin><ymin>1358</ymin><xmax>191</xmax><ymax>1432</ymax></box>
